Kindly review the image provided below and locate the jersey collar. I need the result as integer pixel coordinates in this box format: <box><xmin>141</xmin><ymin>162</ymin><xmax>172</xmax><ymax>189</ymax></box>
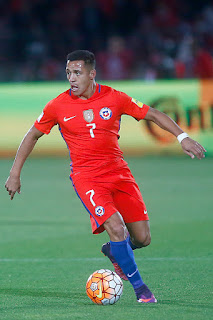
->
<box><xmin>69</xmin><ymin>84</ymin><xmax>101</xmax><ymax>100</ymax></box>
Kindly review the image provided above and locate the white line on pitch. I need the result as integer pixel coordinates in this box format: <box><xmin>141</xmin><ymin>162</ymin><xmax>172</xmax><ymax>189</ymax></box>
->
<box><xmin>0</xmin><ymin>257</ymin><xmax>211</xmax><ymax>262</ymax></box>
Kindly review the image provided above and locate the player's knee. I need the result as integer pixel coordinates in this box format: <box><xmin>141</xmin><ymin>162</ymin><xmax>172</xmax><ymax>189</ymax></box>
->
<box><xmin>133</xmin><ymin>232</ymin><xmax>151</xmax><ymax>248</ymax></box>
<box><xmin>143</xmin><ymin>233</ymin><xmax>151</xmax><ymax>247</ymax></box>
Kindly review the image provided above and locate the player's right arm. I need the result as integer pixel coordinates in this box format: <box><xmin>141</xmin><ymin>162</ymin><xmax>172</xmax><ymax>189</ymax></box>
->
<box><xmin>5</xmin><ymin>97</ymin><xmax>58</xmax><ymax>200</ymax></box>
<box><xmin>5</xmin><ymin>125</ymin><xmax>44</xmax><ymax>200</ymax></box>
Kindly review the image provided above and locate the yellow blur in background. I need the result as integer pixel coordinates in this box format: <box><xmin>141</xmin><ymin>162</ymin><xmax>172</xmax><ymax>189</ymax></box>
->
<box><xmin>0</xmin><ymin>80</ymin><xmax>212</xmax><ymax>157</ymax></box>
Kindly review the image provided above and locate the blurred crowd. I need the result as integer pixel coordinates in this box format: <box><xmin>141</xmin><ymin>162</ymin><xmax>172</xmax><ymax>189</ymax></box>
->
<box><xmin>0</xmin><ymin>0</ymin><xmax>213</xmax><ymax>82</ymax></box>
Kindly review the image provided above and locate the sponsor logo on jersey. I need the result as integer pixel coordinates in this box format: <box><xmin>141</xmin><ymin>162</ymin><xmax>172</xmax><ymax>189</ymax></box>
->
<box><xmin>131</xmin><ymin>98</ymin><xmax>144</xmax><ymax>108</ymax></box>
<box><xmin>37</xmin><ymin>111</ymin><xmax>44</xmax><ymax>122</ymax></box>
<box><xmin>64</xmin><ymin>115</ymin><xmax>76</xmax><ymax>121</ymax></box>
<box><xmin>99</xmin><ymin>107</ymin><xmax>112</xmax><ymax>120</ymax></box>
<box><xmin>95</xmin><ymin>206</ymin><xmax>105</xmax><ymax>216</ymax></box>
<box><xmin>83</xmin><ymin>109</ymin><xmax>94</xmax><ymax>123</ymax></box>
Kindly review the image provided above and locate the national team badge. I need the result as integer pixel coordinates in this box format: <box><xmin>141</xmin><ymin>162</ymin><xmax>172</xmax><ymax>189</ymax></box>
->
<box><xmin>131</xmin><ymin>98</ymin><xmax>144</xmax><ymax>108</ymax></box>
<box><xmin>95</xmin><ymin>206</ymin><xmax>105</xmax><ymax>217</ymax></box>
<box><xmin>83</xmin><ymin>109</ymin><xmax>94</xmax><ymax>123</ymax></box>
<box><xmin>99</xmin><ymin>107</ymin><xmax>112</xmax><ymax>120</ymax></box>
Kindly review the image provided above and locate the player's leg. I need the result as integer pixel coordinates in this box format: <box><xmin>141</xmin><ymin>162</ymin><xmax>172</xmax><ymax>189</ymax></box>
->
<box><xmin>102</xmin><ymin>220</ymin><xmax>151</xmax><ymax>274</ymax></box>
<box><xmin>103</xmin><ymin>213</ymin><xmax>157</xmax><ymax>303</ymax></box>
<box><xmin>102</xmin><ymin>210</ymin><xmax>128</xmax><ymax>241</ymax></box>
<box><xmin>102</xmin><ymin>170</ymin><xmax>156</xmax><ymax>302</ymax></box>
<box><xmin>126</xmin><ymin>220</ymin><xmax>151</xmax><ymax>249</ymax></box>
<box><xmin>112</xmin><ymin>171</ymin><xmax>151</xmax><ymax>250</ymax></box>
<box><xmin>101</xmin><ymin>211</ymin><xmax>129</xmax><ymax>280</ymax></box>
<box><xmin>125</xmin><ymin>220</ymin><xmax>156</xmax><ymax>303</ymax></box>
<box><xmin>72</xmin><ymin>175</ymin><xmax>156</xmax><ymax>302</ymax></box>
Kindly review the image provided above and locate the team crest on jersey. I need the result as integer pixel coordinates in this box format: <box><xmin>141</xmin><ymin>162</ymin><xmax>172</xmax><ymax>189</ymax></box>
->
<box><xmin>83</xmin><ymin>109</ymin><xmax>94</xmax><ymax>123</ymax></box>
<box><xmin>95</xmin><ymin>206</ymin><xmax>105</xmax><ymax>216</ymax></box>
<box><xmin>131</xmin><ymin>98</ymin><xmax>144</xmax><ymax>108</ymax></box>
<box><xmin>99</xmin><ymin>107</ymin><xmax>112</xmax><ymax>120</ymax></box>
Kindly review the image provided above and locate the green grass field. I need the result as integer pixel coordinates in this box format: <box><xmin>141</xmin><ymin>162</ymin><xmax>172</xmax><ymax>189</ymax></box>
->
<box><xmin>0</xmin><ymin>156</ymin><xmax>212</xmax><ymax>320</ymax></box>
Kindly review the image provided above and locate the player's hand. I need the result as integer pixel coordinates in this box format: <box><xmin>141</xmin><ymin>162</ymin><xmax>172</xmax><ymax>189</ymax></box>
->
<box><xmin>5</xmin><ymin>175</ymin><xmax>21</xmax><ymax>200</ymax></box>
<box><xmin>181</xmin><ymin>137</ymin><xmax>206</xmax><ymax>159</ymax></box>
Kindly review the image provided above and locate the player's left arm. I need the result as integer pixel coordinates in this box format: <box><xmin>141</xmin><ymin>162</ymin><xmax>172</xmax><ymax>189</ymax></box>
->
<box><xmin>144</xmin><ymin>107</ymin><xmax>206</xmax><ymax>159</ymax></box>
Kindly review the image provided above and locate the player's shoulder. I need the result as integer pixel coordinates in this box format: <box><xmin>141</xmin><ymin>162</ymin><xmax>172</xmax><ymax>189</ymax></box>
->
<box><xmin>98</xmin><ymin>84</ymin><xmax>113</xmax><ymax>95</ymax></box>
<box><xmin>50</xmin><ymin>89</ymin><xmax>70</xmax><ymax>104</ymax></box>
<box><xmin>100</xmin><ymin>84</ymin><xmax>120</xmax><ymax>94</ymax></box>
<box><xmin>99</xmin><ymin>84</ymin><xmax>129</xmax><ymax>100</ymax></box>
<box><xmin>45</xmin><ymin>89</ymin><xmax>70</xmax><ymax>109</ymax></box>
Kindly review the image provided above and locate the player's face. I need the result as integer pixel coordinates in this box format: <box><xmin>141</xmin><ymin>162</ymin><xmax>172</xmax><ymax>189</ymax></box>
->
<box><xmin>66</xmin><ymin>60</ymin><xmax>96</xmax><ymax>99</ymax></box>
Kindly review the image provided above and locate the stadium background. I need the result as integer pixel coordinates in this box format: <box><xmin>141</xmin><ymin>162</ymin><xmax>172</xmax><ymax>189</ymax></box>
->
<box><xmin>0</xmin><ymin>1</ymin><xmax>212</xmax><ymax>320</ymax></box>
<box><xmin>0</xmin><ymin>0</ymin><xmax>213</xmax><ymax>156</ymax></box>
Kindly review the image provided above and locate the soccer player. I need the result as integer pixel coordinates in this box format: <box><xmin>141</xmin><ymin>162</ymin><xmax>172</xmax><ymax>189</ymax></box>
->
<box><xmin>5</xmin><ymin>50</ymin><xmax>206</xmax><ymax>303</ymax></box>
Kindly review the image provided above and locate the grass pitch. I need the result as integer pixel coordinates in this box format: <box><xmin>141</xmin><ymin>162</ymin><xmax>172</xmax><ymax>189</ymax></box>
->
<box><xmin>0</xmin><ymin>156</ymin><xmax>212</xmax><ymax>320</ymax></box>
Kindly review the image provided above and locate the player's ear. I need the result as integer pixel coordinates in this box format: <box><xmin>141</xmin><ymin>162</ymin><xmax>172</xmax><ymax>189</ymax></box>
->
<box><xmin>90</xmin><ymin>69</ymin><xmax>96</xmax><ymax>80</ymax></box>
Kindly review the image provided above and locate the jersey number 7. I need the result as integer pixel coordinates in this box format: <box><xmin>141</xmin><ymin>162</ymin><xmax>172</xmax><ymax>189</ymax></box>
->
<box><xmin>86</xmin><ymin>123</ymin><xmax>96</xmax><ymax>138</ymax></box>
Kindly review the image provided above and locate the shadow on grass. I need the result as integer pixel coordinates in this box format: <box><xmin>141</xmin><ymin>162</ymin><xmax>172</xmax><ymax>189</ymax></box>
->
<box><xmin>158</xmin><ymin>299</ymin><xmax>213</xmax><ymax>310</ymax></box>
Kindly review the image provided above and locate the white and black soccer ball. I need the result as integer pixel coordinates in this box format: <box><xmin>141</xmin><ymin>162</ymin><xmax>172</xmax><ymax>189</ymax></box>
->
<box><xmin>86</xmin><ymin>269</ymin><xmax>123</xmax><ymax>305</ymax></box>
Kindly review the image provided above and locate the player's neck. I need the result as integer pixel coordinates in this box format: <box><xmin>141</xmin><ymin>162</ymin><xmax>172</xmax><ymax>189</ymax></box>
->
<box><xmin>78</xmin><ymin>81</ymin><xmax>97</xmax><ymax>100</ymax></box>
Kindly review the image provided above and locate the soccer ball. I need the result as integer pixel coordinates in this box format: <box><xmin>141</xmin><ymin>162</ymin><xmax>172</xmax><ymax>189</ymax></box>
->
<box><xmin>86</xmin><ymin>269</ymin><xmax>123</xmax><ymax>305</ymax></box>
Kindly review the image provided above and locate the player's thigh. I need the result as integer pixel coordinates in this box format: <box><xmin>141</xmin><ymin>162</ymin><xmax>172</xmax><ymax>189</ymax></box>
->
<box><xmin>72</xmin><ymin>178</ymin><xmax>118</xmax><ymax>233</ymax></box>
<box><xmin>113</xmin><ymin>181</ymin><xmax>149</xmax><ymax>224</ymax></box>
<box><xmin>112</xmin><ymin>179</ymin><xmax>150</xmax><ymax>246</ymax></box>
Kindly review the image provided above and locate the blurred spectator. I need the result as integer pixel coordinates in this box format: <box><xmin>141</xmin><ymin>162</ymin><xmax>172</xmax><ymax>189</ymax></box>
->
<box><xmin>0</xmin><ymin>0</ymin><xmax>212</xmax><ymax>81</ymax></box>
<box><xmin>193</xmin><ymin>45</ymin><xmax>213</xmax><ymax>78</ymax></box>
<box><xmin>153</xmin><ymin>2</ymin><xmax>179</xmax><ymax>30</ymax></box>
<box><xmin>96</xmin><ymin>36</ymin><xmax>134</xmax><ymax>80</ymax></box>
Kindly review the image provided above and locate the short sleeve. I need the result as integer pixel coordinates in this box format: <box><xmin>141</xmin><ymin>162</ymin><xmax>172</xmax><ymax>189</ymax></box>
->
<box><xmin>34</xmin><ymin>99</ymin><xmax>57</xmax><ymax>134</ymax></box>
<box><xmin>117</xmin><ymin>91</ymin><xmax>149</xmax><ymax>121</ymax></box>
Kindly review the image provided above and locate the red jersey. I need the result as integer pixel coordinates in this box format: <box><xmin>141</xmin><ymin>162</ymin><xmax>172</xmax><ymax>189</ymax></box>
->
<box><xmin>34</xmin><ymin>84</ymin><xmax>149</xmax><ymax>180</ymax></box>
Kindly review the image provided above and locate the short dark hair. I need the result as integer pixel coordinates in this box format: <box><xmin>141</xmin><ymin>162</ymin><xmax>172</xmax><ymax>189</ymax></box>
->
<box><xmin>67</xmin><ymin>50</ymin><xmax>96</xmax><ymax>69</ymax></box>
